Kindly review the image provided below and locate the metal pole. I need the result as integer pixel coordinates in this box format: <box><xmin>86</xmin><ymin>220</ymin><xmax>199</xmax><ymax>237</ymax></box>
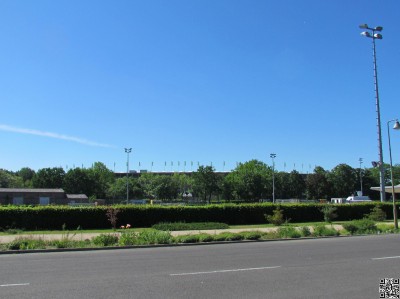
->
<box><xmin>125</xmin><ymin>148</ymin><xmax>132</xmax><ymax>202</ymax></box>
<box><xmin>372</xmin><ymin>35</ymin><xmax>386</xmax><ymax>202</ymax></box>
<box><xmin>359</xmin><ymin>158</ymin><xmax>363</xmax><ymax>195</ymax></box>
<box><xmin>387</xmin><ymin>120</ymin><xmax>398</xmax><ymax>229</ymax></box>
<box><xmin>360</xmin><ymin>24</ymin><xmax>385</xmax><ymax>202</ymax></box>
<box><xmin>270</xmin><ymin>154</ymin><xmax>276</xmax><ymax>203</ymax></box>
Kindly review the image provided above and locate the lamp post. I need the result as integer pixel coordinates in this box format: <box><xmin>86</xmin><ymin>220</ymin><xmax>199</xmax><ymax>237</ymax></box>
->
<box><xmin>359</xmin><ymin>158</ymin><xmax>363</xmax><ymax>195</ymax></box>
<box><xmin>387</xmin><ymin>119</ymin><xmax>400</xmax><ymax>229</ymax></box>
<box><xmin>359</xmin><ymin>24</ymin><xmax>385</xmax><ymax>202</ymax></box>
<box><xmin>124</xmin><ymin>148</ymin><xmax>132</xmax><ymax>202</ymax></box>
<box><xmin>270</xmin><ymin>153</ymin><xmax>276</xmax><ymax>203</ymax></box>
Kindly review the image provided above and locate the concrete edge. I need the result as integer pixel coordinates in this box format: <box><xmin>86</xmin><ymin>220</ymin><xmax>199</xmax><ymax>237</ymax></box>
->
<box><xmin>0</xmin><ymin>234</ymin><xmax>357</xmax><ymax>255</ymax></box>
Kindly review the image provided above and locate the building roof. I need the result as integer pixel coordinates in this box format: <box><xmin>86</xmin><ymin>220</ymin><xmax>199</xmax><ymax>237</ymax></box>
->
<box><xmin>66</xmin><ymin>194</ymin><xmax>88</xmax><ymax>199</ymax></box>
<box><xmin>0</xmin><ymin>188</ymin><xmax>65</xmax><ymax>193</ymax></box>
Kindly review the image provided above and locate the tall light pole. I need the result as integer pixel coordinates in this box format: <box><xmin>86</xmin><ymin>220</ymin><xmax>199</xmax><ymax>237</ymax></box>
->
<box><xmin>125</xmin><ymin>148</ymin><xmax>132</xmax><ymax>203</ymax></box>
<box><xmin>387</xmin><ymin>119</ymin><xmax>400</xmax><ymax>229</ymax></box>
<box><xmin>359</xmin><ymin>23</ymin><xmax>385</xmax><ymax>202</ymax></box>
<box><xmin>359</xmin><ymin>158</ymin><xmax>363</xmax><ymax>195</ymax></box>
<box><xmin>270</xmin><ymin>153</ymin><xmax>276</xmax><ymax>203</ymax></box>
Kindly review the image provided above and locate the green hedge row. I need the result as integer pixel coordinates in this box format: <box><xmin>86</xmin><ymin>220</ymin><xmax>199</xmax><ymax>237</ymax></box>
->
<box><xmin>0</xmin><ymin>203</ymin><xmax>395</xmax><ymax>230</ymax></box>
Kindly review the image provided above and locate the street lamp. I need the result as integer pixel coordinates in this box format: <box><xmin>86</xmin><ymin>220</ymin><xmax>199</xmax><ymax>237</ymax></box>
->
<box><xmin>359</xmin><ymin>158</ymin><xmax>363</xmax><ymax>195</ymax></box>
<box><xmin>387</xmin><ymin>119</ymin><xmax>400</xmax><ymax>229</ymax></box>
<box><xmin>359</xmin><ymin>23</ymin><xmax>385</xmax><ymax>202</ymax></box>
<box><xmin>124</xmin><ymin>148</ymin><xmax>132</xmax><ymax>202</ymax></box>
<box><xmin>270</xmin><ymin>153</ymin><xmax>276</xmax><ymax>203</ymax></box>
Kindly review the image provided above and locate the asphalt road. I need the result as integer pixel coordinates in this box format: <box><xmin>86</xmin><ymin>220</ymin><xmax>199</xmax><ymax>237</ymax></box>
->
<box><xmin>1</xmin><ymin>235</ymin><xmax>399</xmax><ymax>299</ymax></box>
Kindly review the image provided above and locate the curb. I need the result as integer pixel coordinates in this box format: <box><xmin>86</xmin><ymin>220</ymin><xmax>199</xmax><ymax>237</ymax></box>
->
<box><xmin>0</xmin><ymin>235</ymin><xmax>353</xmax><ymax>255</ymax></box>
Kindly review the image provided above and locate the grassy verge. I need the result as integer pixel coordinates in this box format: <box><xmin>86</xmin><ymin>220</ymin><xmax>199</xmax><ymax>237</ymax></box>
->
<box><xmin>1</xmin><ymin>221</ymin><xmax>398</xmax><ymax>252</ymax></box>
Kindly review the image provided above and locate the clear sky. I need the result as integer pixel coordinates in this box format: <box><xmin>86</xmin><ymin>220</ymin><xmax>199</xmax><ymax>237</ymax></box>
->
<box><xmin>1</xmin><ymin>1</ymin><xmax>400</xmax><ymax>173</ymax></box>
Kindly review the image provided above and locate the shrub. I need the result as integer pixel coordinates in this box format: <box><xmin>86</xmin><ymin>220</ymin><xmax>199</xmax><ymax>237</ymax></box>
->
<box><xmin>265</xmin><ymin>207</ymin><xmax>285</xmax><ymax>226</ymax></box>
<box><xmin>277</xmin><ymin>227</ymin><xmax>301</xmax><ymax>239</ymax></box>
<box><xmin>92</xmin><ymin>234</ymin><xmax>119</xmax><ymax>247</ymax></box>
<box><xmin>366</xmin><ymin>206</ymin><xmax>386</xmax><ymax>221</ymax></box>
<box><xmin>299</xmin><ymin>226</ymin><xmax>312</xmax><ymax>237</ymax></box>
<box><xmin>175</xmin><ymin>234</ymin><xmax>200</xmax><ymax>243</ymax></box>
<box><xmin>197</xmin><ymin>234</ymin><xmax>214</xmax><ymax>242</ymax></box>
<box><xmin>118</xmin><ymin>231</ymin><xmax>138</xmax><ymax>246</ymax></box>
<box><xmin>321</xmin><ymin>205</ymin><xmax>337</xmax><ymax>223</ymax></box>
<box><xmin>241</xmin><ymin>231</ymin><xmax>263</xmax><ymax>240</ymax></box>
<box><xmin>212</xmin><ymin>232</ymin><xmax>244</xmax><ymax>241</ymax></box>
<box><xmin>152</xmin><ymin>222</ymin><xmax>229</xmax><ymax>231</ymax></box>
<box><xmin>7</xmin><ymin>237</ymin><xmax>47</xmax><ymax>250</ymax></box>
<box><xmin>136</xmin><ymin>230</ymin><xmax>173</xmax><ymax>245</ymax></box>
<box><xmin>312</xmin><ymin>225</ymin><xmax>339</xmax><ymax>237</ymax></box>
<box><xmin>342</xmin><ymin>219</ymin><xmax>377</xmax><ymax>235</ymax></box>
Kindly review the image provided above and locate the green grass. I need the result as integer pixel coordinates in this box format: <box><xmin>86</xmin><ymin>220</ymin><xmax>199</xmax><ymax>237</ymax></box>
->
<box><xmin>0</xmin><ymin>228</ymin><xmax>147</xmax><ymax>236</ymax></box>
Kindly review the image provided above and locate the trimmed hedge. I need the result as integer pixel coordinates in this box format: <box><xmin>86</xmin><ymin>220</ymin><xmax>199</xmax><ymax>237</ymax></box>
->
<box><xmin>0</xmin><ymin>203</ymin><xmax>395</xmax><ymax>230</ymax></box>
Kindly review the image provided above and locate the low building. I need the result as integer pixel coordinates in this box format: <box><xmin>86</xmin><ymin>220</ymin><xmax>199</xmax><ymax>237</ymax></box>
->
<box><xmin>0</xmin><ymin>188</ymin><xmax>88</xmax><ymax>205</ymax></box>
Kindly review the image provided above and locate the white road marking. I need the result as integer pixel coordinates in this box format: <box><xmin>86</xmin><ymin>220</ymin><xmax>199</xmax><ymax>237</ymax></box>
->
<box><xmin>170</xmin><ymin>266</ymin><xmax>281</xmax><ymax>276</ymax></box>
<box><xmin>0</xmin><ymin>283</ymin><xmax>30</xmax><ymax>287</ymax></box>
<box><xmin>372</xmin><ymin>256</ymin><xmax>400</xmax><ymax>260</ymax></box>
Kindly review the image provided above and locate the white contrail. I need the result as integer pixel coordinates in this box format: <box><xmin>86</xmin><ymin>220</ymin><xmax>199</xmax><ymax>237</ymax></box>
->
<box><xmin>0</xmin><ymin>124</ymin><xmax>115</xmax><ymax>148</ymax></box>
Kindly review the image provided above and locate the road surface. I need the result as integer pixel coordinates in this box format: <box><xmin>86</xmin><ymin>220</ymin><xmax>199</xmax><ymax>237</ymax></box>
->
<box><xmin>1</xmin><ymin>234</ymin><xmax>399</xmax><ymax>298</ymax></box>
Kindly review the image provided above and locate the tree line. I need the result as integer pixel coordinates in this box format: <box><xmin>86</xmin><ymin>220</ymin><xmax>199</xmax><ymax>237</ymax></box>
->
<box><xmin>1</xmin><ymin>160</ymin><xmax>399</xmax><ymax>202</ymax></box>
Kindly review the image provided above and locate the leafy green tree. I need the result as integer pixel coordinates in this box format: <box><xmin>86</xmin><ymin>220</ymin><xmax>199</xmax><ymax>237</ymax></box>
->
<box><xmin>63</xmin><ymin>168</ymin><xmax>93</xmax><ymax>195</ymax></box>
<box><xmin>32</xmin><ymin>167</ymin><xmax>65</xmax><ymax>188</ymax></box>
<box><xmin>193</xmin><ymin>166</ymin><xmax>220</xmax><ymax>203</ymax></box>
<box><xmin>223</xmin><ymin>160</ymin><xmax>271</xmax><ymax>201</ymax></box>
<box><xmin>16</xmin><ymin>167</ymin><xmax>35</xmax><ymax>187</ymax></box>
<box><xmin>306</xmin><ymin>166</ymin><xmax>331</xmax><ymax>199</ymax></box>
<box><xmin>287</xmin><ymin>170</ymin><xmax>306</xmax><ymax>198</ymax></box>
<box><xmin>275</xmin><ymin>171</ymin><xmax>290</xmax><ymax>199</ymax></box>
<box><xmin>107</xmin><ymin>177</ymin><xmax>144</xmax><ymax>202</ymax></box>
<box><xmin>327</xmin><ymin>164</ymin><xmax>357</xmax><ymax>197</ymax></box>
<box><xmin>88</xmin><ymin>162</ymin><xmax>115</xmax><ymax>199</ymax></box>
<box><xmin>0</xmin><ymin>169</ymin><xmax>23</xmax><ymax>188</ymax></box>
<box><xmin>152</xmin><ymin>175</ymin><xmax>180</xmax><ymax>200</ymax></box>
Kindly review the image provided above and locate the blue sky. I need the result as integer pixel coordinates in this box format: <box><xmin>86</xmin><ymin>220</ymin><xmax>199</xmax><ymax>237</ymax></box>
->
<box><xmin>1</xmin><ymin>1</ymin><xmax>400</xmax><ymax>173</ymax></box>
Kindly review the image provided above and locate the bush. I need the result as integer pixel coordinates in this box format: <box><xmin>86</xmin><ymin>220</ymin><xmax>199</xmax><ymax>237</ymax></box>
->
<box><xmin>175</xmin><ymin>234</ymin><xmax>201</xmax><ymax>243</ymax></box>
<box><xmin>240</xmin><ymin>231</ymin><xmax>263</xmax><ymax>240</ymax></box>
<box><xmin>197</xmin><ymin>234</ymin><xmax>214</xmax><ymax>242</ymax></box>
<box><xmin>277</xmin><ymin>227</ymin><xmax>301</xmax><ymax>239</ymax></box>
<box><xmin>0</xmin><ymin>203</ymin><xmax>393</xmax><ymax>230</ymax></box>
<box><xmin>152</xmin><ymin>222</ymin><xmax>229</xmax><ymax>231</ymax></box>
<box><xmin>299</xmin><ymin>226</ymin><xmax>312</xmax><ymax>237</ymax></box>
<box><xmin>321</xmin><ymin>205</ymin><xmax>337</xmax><ymax>223</ymax></box>
<box><xmin>92</xmin><ymin>234</ymin><xmax>119</xmax><ymax>247</ymax></box>
<box><xmin>118</xmin><ymin>231</ymin><xmax>138</xmax><ymax>246</ymax></box>
<box><xmin>136</xmin><ymin>230</ymin><xmax>173</xmax><ymax>245</ymax></box>
<box><xmin>342</xmin><ymin>219</ymin><xmax>377</xmax><ymax>235</ymax></box>
<box><xmin>265</xmin><ymin>207</ymin><xmax>285</xmax><ymax>226</ymax></box>
<box><xmin>366</xmin><ymin>206</ymin><xmax>386</xmax><ymax>221</ymax></box>
<box><xmin>7</xmin><ymin>237</ymin><xmax>47</xmax><ymax>250</ymax></box>
<box><xmin>312</xmin><ymin>225</ymin><xmax>339</xmax><ymax>237</ymax></box>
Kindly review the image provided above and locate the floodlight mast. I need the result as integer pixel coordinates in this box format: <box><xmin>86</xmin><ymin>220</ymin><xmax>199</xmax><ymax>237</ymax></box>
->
<box><xmin>359</xmin><ymin>23</ymin><xmax>385</xmax><ymax>202</ymax></box>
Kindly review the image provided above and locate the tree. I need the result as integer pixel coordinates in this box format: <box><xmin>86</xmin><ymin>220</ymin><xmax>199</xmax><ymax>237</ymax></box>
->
<box><xmin>107</xmin><ymin>177</ymin><xmax>144</xmax><ymax>202</ymax></box>
<box><xmin>32</xmin><ymin>167</ymin><xmax>65</xmax><ymax>188</ymax></box>
<box><xmin>193</xmin><ymin>166</ymin><xmax>220</xmax><ymax>203</ymax></box>
<box><xmin>287</xmin><ymin>170</ymin><xmax>306</xmax><ymax>198</ymax></box>
<box><xmin>16</xmin><ymin>167</ymin><xmax>35</xmax><ymax>187</ymax></box>
<box><xmin>0</xmin><ymin>169</ymin><xmax>23</xmax><ymax>188</ymax></box>
<box><xmin>88</xmin><ymin>162</ymin><xmax>115</xmax><ymax>199</ymax></box>
<box><xmin>63</xmin><ymin>168</ymin><xmax>93</xmax><ymax>195</ymax></box>
<box><xmin>327</xmin><ymin>164</ymin><xmax>357</xmax><ymax>197</ymax></box>
<box><xmin>223</xmin><ymin>160</ymin><xmax>271</xmax><ymax>201</ymax></box>
<box><xmin>306</xmin><ymin>166</ymin><xmax>331</xmax><ymax>199</ymax></box>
